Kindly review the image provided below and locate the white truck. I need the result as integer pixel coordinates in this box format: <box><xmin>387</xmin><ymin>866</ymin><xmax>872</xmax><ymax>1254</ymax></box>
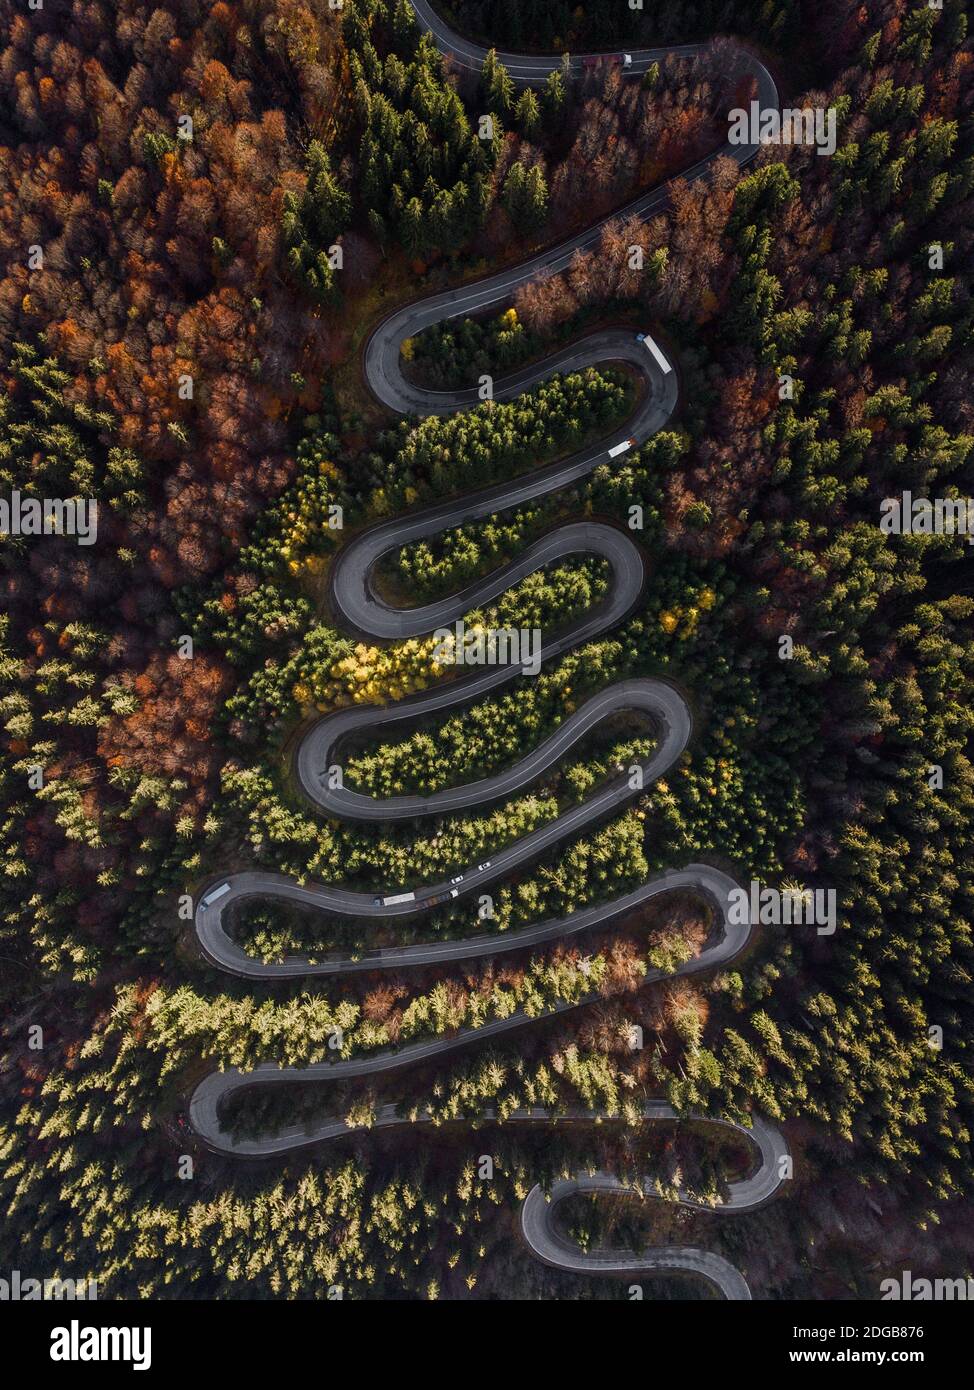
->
<box><xmin>636</xmin><ymin>331</ymin><xmax>673</xmax><ymax>374</ymax></box>
<box><xmin>607</xmin><ymin>438</ymin><xmax>636</xmax><ymax>459</ymax></box>
<box><xmin>200</xmin><ymin>882</ymin><xmax>231</xmax><ymax>908</ymax></box>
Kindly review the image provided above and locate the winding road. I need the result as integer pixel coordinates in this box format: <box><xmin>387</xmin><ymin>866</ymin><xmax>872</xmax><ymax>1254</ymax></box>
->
<box><xmin>189</xmin><ymin>4</ymin><xmax>788</xmax><ymax>1299</ymax></box>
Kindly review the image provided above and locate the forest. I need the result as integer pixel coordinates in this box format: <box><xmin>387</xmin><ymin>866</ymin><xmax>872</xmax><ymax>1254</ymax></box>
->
<box><xmin>1</xmin><ymin>0</ymin><xmax>973</xmax><ymax>1301</ymax></box>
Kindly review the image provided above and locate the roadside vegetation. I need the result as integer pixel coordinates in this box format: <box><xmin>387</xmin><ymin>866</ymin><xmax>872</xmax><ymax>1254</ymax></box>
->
<box><xmin>1</xmin><ymin>0</ymin><xmax>972</xmax><ymax>1301</ymax></box>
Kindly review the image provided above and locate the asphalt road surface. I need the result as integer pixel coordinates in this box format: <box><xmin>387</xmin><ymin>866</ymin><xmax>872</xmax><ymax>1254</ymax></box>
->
<box><xmin>190</xmin><ymin>3</ymin><xmax>787</xmax><ymax>1299</ymax></box>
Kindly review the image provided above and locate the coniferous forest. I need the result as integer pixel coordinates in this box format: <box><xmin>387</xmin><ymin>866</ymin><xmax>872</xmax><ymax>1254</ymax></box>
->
<box><xmin>1</xmin><ymin>0</ymin><xmax>973</xmax><ymax>1310</ymax></box>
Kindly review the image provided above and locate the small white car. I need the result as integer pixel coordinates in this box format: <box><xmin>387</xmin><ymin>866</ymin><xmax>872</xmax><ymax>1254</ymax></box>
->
<box><xmin>477</xmin><ymin>861</ymin><xmax>492</xmax><ymax>872</ymax></box>
<box><xmin>451</xmin><ymin>875</ymin><xmax>464</xmax><ymax>884</ymax></box>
